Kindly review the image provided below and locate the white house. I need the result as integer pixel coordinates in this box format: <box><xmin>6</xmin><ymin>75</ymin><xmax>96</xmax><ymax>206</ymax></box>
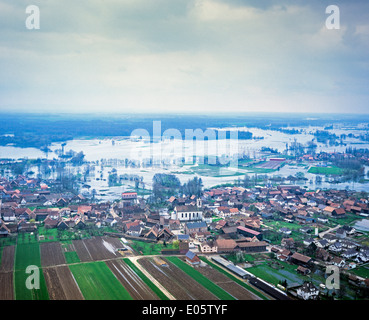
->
<box><xmin>296</xmin><ymin>282</ymin><xmax>320</xmax><ymax>300</ymax></box>
<box><xmin>200</xmin><ymin>241</ymin><xmax>218</xmax><ymax>253</ymax></box>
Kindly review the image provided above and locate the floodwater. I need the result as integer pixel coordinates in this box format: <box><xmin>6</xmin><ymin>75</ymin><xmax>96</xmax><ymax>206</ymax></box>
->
<box><xmin>1</xmin><ymin>124</ymin><xmax>369</xmax><ymax>201</ymax></box>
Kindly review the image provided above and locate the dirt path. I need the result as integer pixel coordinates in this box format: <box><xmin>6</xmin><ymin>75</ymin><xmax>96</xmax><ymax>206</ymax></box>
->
<box><xmin>128</xmin><ymin>256</ymin><xmax>176</xmax><ymax>300</ymax></box>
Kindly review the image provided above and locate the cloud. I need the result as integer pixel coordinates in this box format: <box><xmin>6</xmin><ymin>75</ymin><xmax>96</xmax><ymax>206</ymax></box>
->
<box><xmin>0</xmin><ymin>0</ymin><xmax>368</xmax><ymax>114</ymax></box>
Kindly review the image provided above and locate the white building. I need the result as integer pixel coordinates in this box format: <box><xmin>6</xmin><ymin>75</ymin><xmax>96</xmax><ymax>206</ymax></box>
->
<box><xmin>171</xmin><ymin>205</ymin><xmax>203</xmax><ymax>222</ymax></box>
<box><xmin>296</xmin><ymin>282</ymin><xmax>320</xmax><ymax>300</ymax></box>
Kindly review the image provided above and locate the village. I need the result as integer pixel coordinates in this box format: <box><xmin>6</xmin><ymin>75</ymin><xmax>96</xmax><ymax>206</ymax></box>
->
<box><xmin>1</xmin><ymin>167</ymin><xmax>369</xmax><ymax>301</ymax></box>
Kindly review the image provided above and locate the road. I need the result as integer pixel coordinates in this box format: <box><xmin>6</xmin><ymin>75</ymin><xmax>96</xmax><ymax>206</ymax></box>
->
<box><xmin>318</xmin><ymin>224</ymin><xmax>341</xmax><ymax>238</ymax></box>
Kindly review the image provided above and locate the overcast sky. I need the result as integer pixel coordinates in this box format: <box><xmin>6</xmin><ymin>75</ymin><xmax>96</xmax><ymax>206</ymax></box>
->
<box><xmin>0</xmin><ymin>0</ymin><xmax>368</xmax><ymax>114</ymax></box>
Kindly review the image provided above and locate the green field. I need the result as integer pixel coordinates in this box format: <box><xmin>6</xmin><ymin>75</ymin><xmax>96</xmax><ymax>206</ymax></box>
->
<box><xmin>166</xmin><ymin>256</ymin><xmax>235</xmax><ymax>300</ymax></box>
<box><xmin>179</xmin><ymin>163</ymin><xmax>245</xmax><ymax>177</ymax></box>
<box><xmin>308</xmin><ymin>166</ymin><xmax>343</xmax><ymax>175</ymax></box>
<box><xmin>64</xmin><ymin>251</ymin><xmax>81</xmax><ymax>264</ymax></box>
<box><xmin>130</xmin><ymin>240</ymin><xmax>178</xmax><ymax>255</ymax></box>
<box><xmin>350</xmin><ymin>266</ymin><xmax>369</xmax><ymax>279</ymax></box>
<box><xmin>198</xmin><ymin>256</ymin><xmax>268</xmax><ymax>300</ymax></box>
<box><xmin>14</xmin><ymin>242</ymin><xmax>49</xmax><ymax>300</ymax></box>
<box><xmin>15</xmin><ymin>243</ymin><xmax>41</xmax><ymax>271</ymax></box>
<box><xmin>69</xmin><ymin>261</ymin><xmax>133</xmax><ymax>300</ymax></box>
<box><xmin>123</xmin><ymin>258</ymin><xmax>169</xmax><ymax>300</ymax></box>
<box><xmin>245</xmin><ymin>260</ymin><xmax>325</xmax><ymax>289</ymax></box>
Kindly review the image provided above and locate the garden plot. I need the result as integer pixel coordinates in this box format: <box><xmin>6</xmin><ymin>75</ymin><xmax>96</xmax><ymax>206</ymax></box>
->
<box><xmin>40</xmin><ymin>242</ymin><xmax>66</xmax><ymax>267</ymax></box>
<box><xmin>105</xmin><ymin>259</ymin><xmax>160</xmax><ymax>300</ymax></box>
<box><xmin>195</xmin><ymin>262</ymin><xmax>260</xmax><ymax>300</ymax></box>
<box><xmin>139</xmin><ymin>257</ymin><xmax>218</xmax><ymax>300</ymax></box>
<box><xmin>0</xmin><ymin>272</ymin><xmax>14</xmax><ymax>300</ymax></box>
<box><xmin>82</xmin><ymin>237</ymin><xmax>121</xmax><ymax>261</ymax></box>
<box><xmin>43</xmin><ymin>266</ymin><xmax>84</xmax><ymax>300</ymax></box>
<box><xmin>0</xmin><ymin>245</ymin><xmax>15</xmax><ymax>272</ymax></box>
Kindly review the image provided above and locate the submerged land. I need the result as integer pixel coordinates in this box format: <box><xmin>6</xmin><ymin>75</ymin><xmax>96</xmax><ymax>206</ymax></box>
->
<box><xmin>1</xmin><ymin>112</ymin><xmax>369</xmax><ymax>301</ymax></box>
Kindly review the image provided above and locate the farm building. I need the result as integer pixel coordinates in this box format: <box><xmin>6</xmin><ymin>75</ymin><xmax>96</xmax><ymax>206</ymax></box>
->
<box><xmin>211</xmin><ymin>256</ymin><xmax>250</xmax><ymax>279</ymax></box>
<box><xmin>236</xmin><ymin>241</ymin><xmax>268</xmax><ymax>253</ymax></box>
<box><xmin>237</xmin><ymin>226</ymin><xmax>263</xmax><ymax>240</ymax></box>
<box><xmin>185</xmin><ymin>250</ymin><xmax>200</xmax><ymax>265</ymax></box>
<box><xmin>215</xmin><ymin>239</ymin><xmax>237</xmax><ymax>253</ymax></box>
<box><xmin>290</xmin><ymin>252</ymin><xmax>312</xmax><ymax>267</ymax></box>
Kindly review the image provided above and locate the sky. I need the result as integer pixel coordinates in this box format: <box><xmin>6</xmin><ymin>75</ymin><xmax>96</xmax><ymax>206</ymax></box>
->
<box><xmin>0</xmin><ymin>0</ymin><xmax>369</xmax><ymax>114</ymax></box>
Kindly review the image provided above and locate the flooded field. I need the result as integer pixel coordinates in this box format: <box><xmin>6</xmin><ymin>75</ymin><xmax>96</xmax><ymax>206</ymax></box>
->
<box><xmin>1</xmin><ymin>123</ymin><xmax>369</xmax><ymax>201</ymax></box>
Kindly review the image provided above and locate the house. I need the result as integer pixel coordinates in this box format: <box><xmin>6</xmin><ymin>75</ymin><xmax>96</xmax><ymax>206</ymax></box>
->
<box><xmin>329</xmin><ymin>242</ymin><xmax>343</xmax><ymax>253</ymax></box>
<box><xmin>299</xmin><ymin>226</ymin><xmax>313</xmax><ymax>234</ymax></box>
<box><xmin>2</xmin><ymin>210</ymin><xmax>16</xmax><ymax>222</ymax></box>
<box><xmin>279</xmin><ymin>227</ymin><xmax>292</xmax><ymax>235</ymax></box>
<box><xmin>332</xmin><ymin>207</ymin><xmax>346</xmax><ymax>217</ymax></box>
<box><xmin>342</xmin><ymin>225</ymin><xmax>356</xmax><ymax>235</ymax></box>
<box><xmin>296</xmin><ymin>215</ymin><xmax>315</xmax><ymax>224</ymax></box>
<box><xmin>323</xmin><ymin>206</ymin><xmax>335</xmax><ymax>216</ymax></box>
<box><xmin>317</xmin><ymin>216</ymin><xmax>328</xmax><ymax>224</ymax></box>
<box><xmin>185</xmin><ymin>250</ymin><xmax>200</xmax><ymax>265</ymax></box>
<box><xmin>104</xmin><ymin>217</ymin><xmax>117</xmax><ymax>227</ymax></box>
<box><xmin>342</xmin><ymin>248</ymin><xmax>358</xmax><ymax>260</ymax></box>
<box><xmin>179</xmin><ymin>242</ymin><xmax>190</xmax><ymax>254</ymax></box>
<box><xmin>157</xmin><ymin>228</ymin><xmax>174</xmax><ymax>242</ymax></box>
<box><xmin>177</xmin><ymin>234</ymin><xmax>190</xmax><ymax>242</ymax></box>
<box><xmin>185</xmin><ymin>221</ymin><xmax>207</xmax><ymax>235</ymax></box>
<box><xmin>357</xmin><ymin>248</ymin><xmax>369</xmax><ymax>263</ymax></box>
<box><xmin>315</xmin><ymin>248</ymin><xmax>331</xmax><ymax>262</ymax></box>
<box><xmin>144</xmin><ymin>226</ymin><xmax>160</xmax><ymax>240</ymax></box>
<box><xmin>331</xmin><ymin>256</ymin><xmax>345</xmax><ymax>268</ymax></box>
<box><xmin>296</xmin><ymin>282</ymin><xmax>320</xmax><ymax>300</ymax></box>
<box><xmin>56</xmin><ymin>198</ymin><xmax>68</xmax><ymax>207</ymax></box>
<box><xmin>127</xmin><ymin>225</ymin><xmax>143</xmax><ymax>237</ymax></box>
<box><xmin>200</xmin><ymin>241</ymin><xmax>218</xmax><ymax>253</ymax></box>
<box><xmin>303</xmin><ymin>238</ymin><xmax>314</xmax><ymax>246</ymax></box>
<box><xmin>297</xmin><ymin>265</ymin><xmax>311</xmax><ymax>275</ymax></box>
<box><xmin>0</xmin><ymin>223</ymin><xmax>10</xmax><ymax>237</ymax></box>
<box><xmin>315</xmin><ymin>239</ymin><xmax>329</xmax><ymax>249</ymax></box>
<box><xmin>73</xmin><ymin>218</ymin><xmax>86</xmax><ymax>230</ymax></box>
<box><xmin>43</xmin><ymin>216</ymin><xmax>59</xmax><ymax>229</ymax></box>
<box><xmin>121</xmin><ymin>192</ymin><xmax>138</xmax><ymax>201</ymax></box>
<box><xmin>348</xmin><ymin>262</ymin><xmax>357</xmax><ymax>269</ymax></box>
<box><xmin>221</xmin><ymin>226</ymin><xmax>238</xmax><ymax>238</ymax></box>
<box><xmin>281</xmin><ymin>237</ymin><xmax>295</xmax><ymax>249</ymax></box>
<box><xmin>17</xmin><ymin>220</ymin><xmax>37</xmax><ymax>233</ymax></box>
<box><xmin>57</xmin><ymin>220</ymin><xmax>69</xmax><ymax>230</ymax></box>
<box><xmin>336</xmin><ymin>228</ymin><xmax>347</xmax><ymax>239</ymax></box>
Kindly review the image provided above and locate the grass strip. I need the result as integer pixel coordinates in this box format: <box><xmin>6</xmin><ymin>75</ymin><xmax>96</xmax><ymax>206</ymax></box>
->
<box><xmin>64</xmin><ymin>251</ymin><xmax>81</xmax><ymax>264</ymax></box>
<box><xmin>69</xmin><ymin>261</ymin><xmax>133</xmax><ymax>300</ymax></box>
